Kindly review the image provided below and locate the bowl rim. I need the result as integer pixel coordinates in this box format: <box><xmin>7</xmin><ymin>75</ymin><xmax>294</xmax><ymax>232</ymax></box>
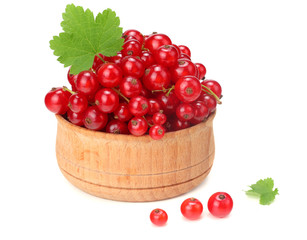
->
<box><xmin>56</xmin><ymin>111</ymin><xmax>216</xmax><ymax>141</ymax></box>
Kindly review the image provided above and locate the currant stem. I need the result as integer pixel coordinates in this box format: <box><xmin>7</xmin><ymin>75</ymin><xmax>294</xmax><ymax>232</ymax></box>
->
<box><xmin>111</xmin><ymin>88</ymin><xmax>130</xmax><ymax>103</ymax></box>
<box><xmin>201</xmin><ymin>85</ymin><xmax>222</xmax><ymax>104</ymax></box>
<box><xmin>152</xmin><ymin>86</ymin><xmax>174</xmax><ymax>95</ymax></box>
<box><xmin>96</xmin><ymin>54</ymin><xmax>105</xmax><ymax>63</ymax></box>
<box><xmin>62</xmin><ymin>86</ymin><xmax>76</xmax><ymax>95</ymax></box>
<box><xmin>151</xmin><ymin>89</ymin><xmax>166</xmax><ymax>93</ymax></box>
<box><xmin>143</xmin><ymin>116</ymin><xmax>153</xmax><ymax>127</ymax></box>
<box><xmin>165</xmin><ymin>85</ymin><xmax>175</xmax><ymax>97</ymax></box>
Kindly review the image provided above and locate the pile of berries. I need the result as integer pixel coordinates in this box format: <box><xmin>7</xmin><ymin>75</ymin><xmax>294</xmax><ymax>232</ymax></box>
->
<box><xmin>45</xmin><ymin>30</ymin><xmax>222</xmax><ymax>140</ymax></box>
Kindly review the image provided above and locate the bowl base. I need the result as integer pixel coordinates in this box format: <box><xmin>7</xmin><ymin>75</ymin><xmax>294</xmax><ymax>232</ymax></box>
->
<box><xmin>59</xmin><ymin>161</ymin><xmax>213</xmax><ymax>202</ymax></box>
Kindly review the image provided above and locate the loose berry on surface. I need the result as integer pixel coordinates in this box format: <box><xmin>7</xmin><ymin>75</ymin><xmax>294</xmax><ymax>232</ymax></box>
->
<box><xmin>181</xmin><ymin>197</ymin><xmax>203</xmax><ymax>220</ymax></box>
<box><xmin>150</xmin><ymin>208</ymin><xmax>168</xmax><ymax>226</ymax></box>
<box><xmin>207</xmin><ymin>192</ymin><xmax>233</xmax><ymax>218</ymax></box>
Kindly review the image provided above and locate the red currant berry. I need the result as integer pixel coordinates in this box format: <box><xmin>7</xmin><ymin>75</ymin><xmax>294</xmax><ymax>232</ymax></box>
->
<box><xmin>68</xmin><ymin>93</ymin><xmax>88</xmax><ymax>113</ymax></box>
<box><xmin>195</xmin><ymin>63</ymin><xmax>207</xmax><ymax>80</ymax></box>
<box><xmin>175</xmin><ymin>76</ymin><xmax>201</xmax><ymax>103</ymax></box>
<box><xmin>152</xmin><ymin>112</ymin><xmax>167</xmax><ymax>125</ymax></box>
<box><xmin>144</xmin><ymin>33</ymin><xmax>172</xmax><ymax>53</ymax></box>
<box><xmin>110</xmin><ymin>52</ymin><xmax>123</xmax><ymax>66</ymax></box>
<box><xmin>92</xmin><ymin>53</ymin><xmax>106</xmax><ymax>72</ymax></box>
<box><xmin>207</xmin><ymin>192</ymin><xmax>233</xmax><ymax>218</ymax></box>
<box><xmin>95</xmin><ymin>88</ymin><xmax>119</xmax><ymax>113</ymax></box>
<box><xmin>140</xmin><ymin>51</ymin><xmax>156</xmax><ymax>68</ymax></box>
<box><xmin>119</xmin><ymin>76</ymin><xmax>142</xmax><ymax>98</ymax></box>
<box><xmin>75</xmin><ymin>70</ymin><xmax>99</xmax><ymax>96</ymax></box>
<box><xmin>178</xmin><ymin>45</ymin><xmax>191</xmax><ymax>57</ymax></box>
<box><xmin>139</xmin><ymin>87</ymin><xmax>154</xmax><ymax>99</ymax></box>
<box><xmin>123</xmin><ymin>29</ymin><xmax>144</xmax><ymax>45</ymax></box>
<box><xmin>148</xmin><ymin>98</ymin><xmax>161</xmax><ymax>115</ymax></box>
<box><xmin>179</xmin><ymin>53</ymin><xmax>191</xmax><ymax>60</ymax></box>
<box><xmin>145</xmin><ymin>114</ymin><xmax>155</xmax><ymax>126</ymax></box>
<box><xmin>123</xmin><ymin>35</ymin><xmax>138</xmax><ymax>42</ymax></box>
<box><xmin>143</xmin><ymin>34</ymin><xmax>150</xmax><ymax>41</ymax></box>
<box><xmin>121</xmin><ymin>56</ymin><xmax>145</xmax><ymax>78</ymax></box>
<box><xmin>150</xmin><ymin>209</ymin><xmax>168</xmax><ymax>226</ymax></box>
<box><xmin>128</xmin><ymin>117</ymin><xmax>148</xmax><ymax>136</ymax></box>
<box><xmin>149</xmin><ymin>125</ymin><xmax>165</xmax><ymax>140</ymax></box>
<box><xmin>172</xmin><ymin>118</ymin><xmax>190</xmax><ymax>131</ymax></box>
<box><xmin>128</xmin><ymin>96</ymin><xmax>149</xmax><ymax>117</ymax></box>
<box><xmin>156</xmin><ymin>91</ymin><xmax>180</xmax><ymax>115</ymax></box>
<box><xmin>181</xmin><ymin>197</ymin><xmax>203</xmax><ymax>220</ymax></box>
<box><xmin>190</xmin><ymin>101</ymin><xmax>209</xmax><ymax>124</ymax></box>
<box><xmin>59</xmin><ymin>87</ymin><xmax>72</xmax><ymax>100</ymax></box>
<box><xmin>143</xmin><ymin>64</ymin><xmax>171</xmax><ymax>91</ymax></box>
<box><xmin>106</xmin><ymin>119</ymin><xmax>129</xmax><ymax>134</ymax></box>
<box><xmin>170</xmin><ymin>59</ymin><xmax>197</xmax><ymax>83</ymax></box>
<box><xmin>67</xmin><ymin>68</ymin><xmax>78</xmax><ymax>91</ymax></box>
<box><xmin>83</xmin><ymin>106</ymin><xmax>108</xmax><ymax>130</ymax></box>
<box><xmin>163</xmin><ymin>116</ymin><xmax>175</xmax><ymax>132</ymax></box>
<box><xmin>113</xmin><ymin>103</ymin><xmax>133</xmax><ymax>122</ymax></box>
<box><xmin>121</xmin><ymin>39</ymin><xmax>142</xmax><ymax>57</ymax></box>
<box><xmin>202</xmin><ymin>80</ymin><xmax>222</xmax><ymax>98</ymax></box>
<box><xmin>197</xmin><ymin>93</ymin><xmax>217</xmax><ymax>113</ymax></box>
<box><xmin>67</xmin><ymin>109</ymin><xmax>84</xmax><ymax>126</ymax></box>
<box><xmin>97</xmin><ymin>63</ymin><xmax>122</xmax><ymax>88</ymax></box>
<box><xmin>194</xmin><ymin>66</ymin><xmax>200</xmax><ymax>79</ymax></box>
<box><xmin>86</xmin><ymin>85</ymin><xmax>102</xmax><ymax>104</ymax></box>
<box><xmin>154</xmin><ymin>45</ymin><xmax>179</xmax><ymax>67</ymax></box>
<box><xmin>176</xmin><ymin>103</ymin><xmax>195</xmax><ymax>121</ymax></box>
<box><xmin>44</xmin><ymin>87</ymin><xmax>70</xmax><ymax>115</ymax></box>
<box><xmin>172</xmin><ymin>44</ymin><xmax>181</xmax><ymax>55</ymax></box>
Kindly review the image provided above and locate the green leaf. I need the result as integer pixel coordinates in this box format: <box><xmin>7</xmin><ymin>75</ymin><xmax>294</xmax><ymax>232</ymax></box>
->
<box><xmin>245</xmin><ymin>189</ymin><xmax>260</xmax><ymax>197</ymax></box>
<box><xmin>61</xmin><ymin>4</ymin><xmax>95</xmax><ymax>38</ymax></box>
<box><xmin>95</xmin><ymin>9</ymin><xmax>124</xmax><ymax>56</ymax></box>
<box><xmin>245</xmin><ymin>178</ymin><xmax>279</xmax><ymax>205</ymax></box>
<box><xmin>50</xmin><ymin>33</ymin><xmax>95</xmax><ymax>74</ymax></box>
<box><xmin>259</xmin><ymin>189</ymin><xmax>279</xmax><ymax>205</ymax></box>
<box><xmin>249</xmin><ymin>177</ymin><xmax>275</xmax><ymax>195</ymax></box>
<box><xmin>50</xmin><ymin>4</ymin><xmax>124</xmax><ymax>75</ymax></box>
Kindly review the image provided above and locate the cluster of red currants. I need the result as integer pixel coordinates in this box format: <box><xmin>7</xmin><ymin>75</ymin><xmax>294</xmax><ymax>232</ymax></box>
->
<box><xmin>45</xmin><ymin>29</ymin><xmax>222</xmax><ymax>140</ymax></box>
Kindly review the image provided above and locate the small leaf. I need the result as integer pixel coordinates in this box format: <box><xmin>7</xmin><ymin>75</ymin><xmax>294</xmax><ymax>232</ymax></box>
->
<box><xmin>245</xmin><ymin>178</ymin><xmax>279</xmax><ymax>205</ymax></box>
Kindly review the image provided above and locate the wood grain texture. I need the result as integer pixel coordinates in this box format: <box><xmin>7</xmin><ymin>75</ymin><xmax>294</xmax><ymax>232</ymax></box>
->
<box><xmin>55</xmin><ymin>112</ymin><xmax>216</xmax><ymax>202</ymax></box>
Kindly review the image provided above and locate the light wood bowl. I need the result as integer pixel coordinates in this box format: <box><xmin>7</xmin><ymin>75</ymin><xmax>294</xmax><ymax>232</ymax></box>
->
<box><xmin>55</xmin><ymin>112</ymin><xmax>216</xmax><ymax>202</ymax></box>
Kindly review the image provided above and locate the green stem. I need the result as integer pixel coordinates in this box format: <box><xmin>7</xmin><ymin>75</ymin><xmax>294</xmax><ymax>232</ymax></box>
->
<box><xmin>201</xmin><ymin>85</ymin><xmax>222</xmax><ymax>104</ymax></box>
<box><xmin>152</xmin><ymin>86</ymin><xmax>174</xmax><ymax>95</ymax></box>
<box><xmin>96</xmin><ymin>54</ymin><xmax>105</xmax><ymax>63</ymax></box>
<box><xmin>91</xmin><ymin>68</ymin><xmax>96</xmax><ymax>74</ymax></box>
<box><xmin>62</xmin><ymin>86</ymin><xmax>76</xmax><ymax>94</ymax></box>
<box><xmin>112</xmin><ymin>88</ymin><xmax>130</xmax><ymax>103</ymax></box>
<box><xmin>165</xmin><ymin>85</ymin><xmax>175</xmax><ymax>97</ymax></box>
<box><xmin>151</xmin><ymin>89</ymin><xmax>166</xmax><ymax>93</ymax></box>
<box><xmin>143</xmin><ymin>116</ymin><xmax>153</xmax><ymax>127</ymax></box>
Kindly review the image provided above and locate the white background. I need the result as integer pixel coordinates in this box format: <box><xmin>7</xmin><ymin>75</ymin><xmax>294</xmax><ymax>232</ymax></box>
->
<box><xmin>1</xmin><ymin>0</ymin><xmax>307</xmax><ymax>239</ymax></box>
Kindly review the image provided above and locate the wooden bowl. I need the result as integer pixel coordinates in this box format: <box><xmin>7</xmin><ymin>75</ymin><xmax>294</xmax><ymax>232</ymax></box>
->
<box><xmin>55</xmin><ymin>112</ymin><xmax>216</xmax><ymax>202</ymax></box>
